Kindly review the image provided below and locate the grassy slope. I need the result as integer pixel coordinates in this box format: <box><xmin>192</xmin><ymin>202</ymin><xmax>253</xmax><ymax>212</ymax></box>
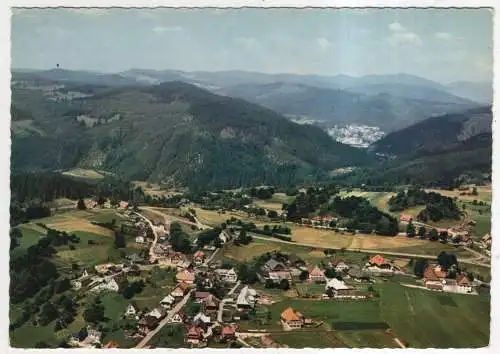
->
<box><xmin>378</xmin><ymin>283</ymin><xmax>490</xmax><ymax>348</ymax></box>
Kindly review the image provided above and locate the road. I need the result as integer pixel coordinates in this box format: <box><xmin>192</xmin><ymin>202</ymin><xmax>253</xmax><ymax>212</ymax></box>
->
<box><xmin>217</xmin><ymin>281</ymin><xmax>241</xmax><ymax>323</ymax></box>
<box><xmin>135</xmin><ymin>288</ymin><xmax>194</xmax><ymax>348</ymax></box>
<box><xmin>134</xmin><ymin>211</ymin><xmax>160</xmax><ymax>263</ymax></box>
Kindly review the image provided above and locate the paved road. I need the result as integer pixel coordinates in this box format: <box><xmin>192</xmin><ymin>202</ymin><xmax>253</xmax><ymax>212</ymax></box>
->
<box><xmin>217</xmin><ymin>281</ymin><xmax>241</xmax><ymax>323</ymax></box>
<box><xmin>135</xmin><ymin>289</ymin><xmax>194</xmax><ymax>348</ymax></box>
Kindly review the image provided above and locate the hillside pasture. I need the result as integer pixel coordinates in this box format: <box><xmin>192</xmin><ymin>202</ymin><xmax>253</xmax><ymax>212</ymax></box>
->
<box><xmin>62</xmin><ymin>168</ymin><xmax>104</xmax><ymax>179</ymax></box>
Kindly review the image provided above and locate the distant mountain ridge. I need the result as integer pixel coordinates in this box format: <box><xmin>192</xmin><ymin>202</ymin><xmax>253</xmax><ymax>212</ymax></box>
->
<box><xmin>11</xmin><ymin>79</ymin><xmax>372</xmax><ymax>190</ymax></box>
<box><xmin>371</xmin><ymin>106</ymin><xmax>492</xmax><ymax>156</ymax></box>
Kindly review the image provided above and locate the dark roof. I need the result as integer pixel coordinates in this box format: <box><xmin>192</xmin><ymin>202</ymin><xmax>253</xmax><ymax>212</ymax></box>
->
<box><xmin>265</xmin><ymin>259</ymin><xmax>285</xmax><ymax>271</ymax></box>
<box><xmin>287</xmin><ymin>254</ymin><xmax>305</xmax><ymax>264</ymax></box>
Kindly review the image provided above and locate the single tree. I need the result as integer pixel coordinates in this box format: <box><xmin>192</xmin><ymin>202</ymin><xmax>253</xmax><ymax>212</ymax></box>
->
<box><xmin>77</xmin><ymin>198</ymin><xmax>86</xmax><ymax>210</ymax></box>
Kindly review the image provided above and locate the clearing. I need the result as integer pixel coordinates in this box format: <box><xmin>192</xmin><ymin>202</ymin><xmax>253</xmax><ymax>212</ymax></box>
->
<box><xmin>62</xmin><ymin>168</ymin><xmax>104</xmax><ymax>180</ymax></box>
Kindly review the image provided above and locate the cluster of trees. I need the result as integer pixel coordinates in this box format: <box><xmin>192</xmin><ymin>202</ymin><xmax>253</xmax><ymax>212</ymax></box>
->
<box><xmin>169</xmin><ymin>222</ymin><xmax>192</xmax><ymax>253</ymax></box>
<box><xmin>388</xmin><ymin>187</ymin><xmax>429</xmax><ymax>212</ymax></box>
<box><xmin>236</xmin><ymin>263</ymin><xmax>259</xmax><ymax>284</ymax></box>
<box><xmin>186</xmin><ymin>190</ymin><xmax>252</xmax><ymax>212</ymax></box>
<box><xmin>148</xmin><ymin>194</ymin><xmax>184</xmax><ymax>208</ymax></box>
<box><xmin>417</xmin><ymin>193</ymin><xmax>462</xmax><ymax>222</ymax></box>
<box><xmin>329</xmin><ymin>196</ymin><xmax>399</xmax><ymax>236</ymax></box>
<box><xmin>245</xmin><ymin>186</ymin><xmax>275</xmax><ymax>200</ymax></box>
<box><xmin>196</xmin><ymin>227</ymin><xmax>223</xmax><ymax>248</ymax></box>
<box><xmin>234</xmin><ymin>230</ymin><xmax>253</xmax><ymax>246</ymax></box>
<box><xmin>284</xmin><ymin>185</ymin><xmax>339</xmax><ymax>221</ymax></box>
<box><xmin>262</xmin><ymin>224</ymin><xmax>291</xmax><ymax>235</ymax></box>
<box><xmin>83</xmin><ymin>297</ymin><xmax>105</xmax><ymax>323</ymax></box>
<box><xmin>10</xmin><ymin>234</ymin><xmax>60</xmax><ymax>304</ymax></box>
<box><xmin>121</xmin><ymin>279</ymin><xmax>145</xmax><ymax>299</ymax></box>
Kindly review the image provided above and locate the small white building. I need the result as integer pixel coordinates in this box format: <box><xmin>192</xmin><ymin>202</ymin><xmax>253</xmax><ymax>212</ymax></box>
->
<box><xmin>237</xmin><ymin>286</ymin><xmax>257</xmax><ymax>309</ymax></box>
<box><xmin>325</xmin><ymin>278</ymin><xmax>350</xmax><ymax>291</ymax></box>
<box><xmin>169</xmin><ymin>312</ymin><xmax>185</xmax><ymax>324</ymax></box>
<box><xmin>90</xmin><ymin>278</ymin><xmax>119</xmax><ymax>293</ymax></box>
<box><xmin>147</xmin><ymin>308</ymin><xmax>164</xmax><ymax>319</ymax></box>
<box><xmin>160</xmin><ymin>294</ymin><xmax>176</xmax><ymax>308</ymax></box>
<box><xmin>135</xmin><ymin>236</ymin><xmax>145</xmax><ymax>244</ymax></box>
<box><xmin>124</xmin><ymin>304</ymin><xmax>138</xmax><ymax>318</ymax></box>
<box><xmin>215</xmin><ymin>268</ymin><xmax>238</xmax><ymax>283</ymax></box>
<box><xmin>193</xmin><ymin>312</ymin><xmax>211</xmax><ymax>326</ymax></box>
<box><xmin>334</xmin><ymin>261</ymin><xmax>350</xmax><ymax>273</ymax></box>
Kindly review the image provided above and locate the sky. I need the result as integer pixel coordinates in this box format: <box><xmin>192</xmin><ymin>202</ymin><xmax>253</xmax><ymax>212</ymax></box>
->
<box><xmin>11</xmin><ymin>7</ymin><xmax>493</xmax><ymax>83</ymax></box>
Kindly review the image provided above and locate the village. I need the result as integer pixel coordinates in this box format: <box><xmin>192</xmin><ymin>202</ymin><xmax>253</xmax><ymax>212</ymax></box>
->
<box><xmin>63</xmin><ymin>199</ymin><xmax>486</xmax><ymax>349</ymax></box>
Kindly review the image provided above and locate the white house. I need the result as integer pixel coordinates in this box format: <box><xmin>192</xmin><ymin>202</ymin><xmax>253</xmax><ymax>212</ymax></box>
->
<box><xmin>72</xmin><ymin>280</ymin><xmax>83</xmax><ymax>290</ymax></box>
<box><xmin>193</xmin><ymin>312</ymin><xmax>211</xmax><ymax>326</ymax></box>
<box><xmin>334</xmin><ymin>261</ymin><xmax>350</xmax><ymax>273</ymax></box>
<box><xmin>135</xmin><ymin>236</ymin><xmax>145</xmax><ymax>244</ymax></box>
<box><xmin>215</xmin><ymin>268</ymin><xmax>238</xmax><ymax>283</ymax></box>
<box><xmin>325</xmin><ymin>278</ymin><xmax>350</xmax><ymax>291</ymax></box>
<box><xmin>160</xmin><ymin>294</ymin><xmax>176</xmax><ymax>308</ymax></box>
<box><xmin>169</xmin><ymin>312</ymin><xmax>185</xmax><ymax>324</ymax></box>
<box><xmin>237</xmin><ymin>286</ymin><xmax>257</xmax><ymax>309</ymax></box>
<box><xmin>90</xmin><ymin>278</ymin><xmax>119</xmax><ymax>293</ymax></box>
<box><xmin>147</xmin><ymin>308</ymin><xmax>164</xmax><ymax>319</ymax></box>
<box><xmin>124</xmin><ymin>304</ymin><xmax>138</xmax><ymax>318</ymax></box>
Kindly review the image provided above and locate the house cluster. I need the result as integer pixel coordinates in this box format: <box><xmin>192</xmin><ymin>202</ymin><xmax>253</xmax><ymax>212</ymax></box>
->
<box><xmin>121</xmin><ymin>280</ymin><xmax>194</xmax><ymax>339</ymax></box>
<box><xmin>71</xmin><ymin>265</ymin><xmax>130</xmax><ymax>293</ymax></box>
<box><xmin>301</xmin><ymin>216</ymin><xmax>337</xmax><ymax>229</ymax></box>
<box><xmin>423</xmin><ymin>264</ymin><xmax>477</xmax><ymax>294</ymax></box>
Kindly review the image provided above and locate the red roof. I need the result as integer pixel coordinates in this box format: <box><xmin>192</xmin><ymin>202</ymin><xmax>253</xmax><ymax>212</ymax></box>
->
<box><xmin>104</xmin><ymin>341</ymin><xmax>119</xmax><ymax>348</ymax></box>
<box><xmin>457</xmin><ymin>274</ymin><xmax>471</xmax><ymax>286</ymax></box>
<box><xmin>194</xmin><ymin>251</ymin><xmax>205</xmax><ymax>258</ymax></box>
<box><xmin>187</xmin><ymin>325</ymin><xmax>204</xmax><ymax>338</ymax></box>
<box><xmin>281</xmin><ymin>307</ymin><xmax>304</xmax><ymax>322</ymax></box>
<box><xmin>222</xmin><ymin>326</ymin><xmax>236</xmax><ymax>336</ymax></box>
<box><xmin>399</xmin><ymin>214</ymin><xmax>413</xmax><ymax>222</ymax></box>
<box><xmin>369</xmin><ymin>255</ymin><xmax>388</xmax><ymax>266</ymax></box>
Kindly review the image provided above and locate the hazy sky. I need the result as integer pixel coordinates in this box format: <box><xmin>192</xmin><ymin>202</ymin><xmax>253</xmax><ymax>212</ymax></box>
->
<box><xmin>11</xmin><ymin>7</ymin><xmax>493</xmax><ymax>83</ymax></box>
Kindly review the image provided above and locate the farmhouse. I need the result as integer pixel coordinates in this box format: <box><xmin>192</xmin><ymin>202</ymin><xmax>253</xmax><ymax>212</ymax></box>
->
<box><xmin>119</xmin><ymin>201</ymin><xmax>129</xmax><ymax>210</ymax></box>
<box><xmin>176</xmin><ymin>269</ymin><xmax>195</xmax><ymax>284</ymax></box>
<box><xmin>218</xmin><ymin>230</ymin><xmax>234</xmax><ymax>244</ymax></box>
<box><xmin>194</xmin><ymin>291</ymin><xmax>211</xmax><ymax>303</ymax></box>
<box><xmin>334</xmin><ymin>261</ymin><xmax>350</xmax><ymax>273</ymax></box>
<box><xmin>399</xmin><ymin>214</ymin><xmax>413</xmax><ymax>223</ymax></box>
<box><xmin>221</xmin><ymin>325</ymin><xmax>237</xmax><ymax>341</ymax></box>
<box><xmin>482</xmin><ymin>233</ymin><xmax>492</xmax><ymax>249</ymax></box>
<box><xmin>186</xmin><ymin>325</ymin><xmax>205</xmax><ymax>345</ymax></box>
<box><xmin>135</xmin><ymin>236</ymin><xmax>145</xmax><ymax>244</ymax></box>
<box><xmin>203</xmin><ymin>294</ymin><xmax>220</xmax><ymax>312</ymax></box>
<box><xmin>89</xmin><ymin>278</ymin><xmax>120</xmax><ymax>293</ymax></box>
<box><xmin>237</xmin><ymin>285</ymin><xmax>257</xmax><ymax>309</ymax></box>
<box><xmin>280</xmin><ymin>307</ymin><xmax>304</xmax><ymax>330</ymax></box>
<box><xmin>263</xmin><ymin>259</ymin><xmax>287</xmax><ymax>272</ymax></box>
<box><xmin>268</xmin><ymin>271</ymin><xmax>292</xmax><ymax>283</ymax></box>
<box><xmin>193</xmin><ymin>251</ymin><xmax>206</xmax><ymax>266</ymax></box>
<box><xmin>193</xmin><ymin>312</ymin><xmax>212</xmax><ymax>328</ymax></box>
<box><xmin>124</xmin><ymin>304</ymin><xmax>138</xmax><ymax>318</ymax></box>
<box><xmin>171</xmin><ymin>282</ymin><xmax>191</xmax><ymax>298</ymax></box>
<box><xmin>215</xmin><ymin>268</ymin><xmax>238</xmax><ymax>283</ymax></box>
<box><xmin>368</xmin><ymin>255</ymin><xmax>390</xmax><ymax>268</ymax></box>
<box><xmin>169</xmin><ymin>312</ymin><xmax>186</xmax><ymax>324</ymax></box>
<box><xmin>160</xmin><ymin>294</ymin><xmax>176</xmax><ymax>308</ymax></box>
<box><xmin>307</xmin><ymin>265</ymin><xmax>326</xmax><ymax>282</ymax></box>
<box><xmin>423</xmin><ymin>264</ymin><xmax>448</xmax><ymax>291</ymax></box>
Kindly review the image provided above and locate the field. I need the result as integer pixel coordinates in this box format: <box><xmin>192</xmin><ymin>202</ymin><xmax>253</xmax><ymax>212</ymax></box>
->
<box><xmin>62</xmin><ymin>168</ymin><xmax>104</xmax><ymax>179</ymax></box>
<box><xmin>271</xmin><ymin>331</ymin><xmax>347</xmax><ymax>348</ymax></box>
<box><xmin>378</xmin><ymin>283</ymin><xmax>490</xmax><ymax>348</ymax></box>
<box><xmin>425</xmin><ymin>185</ymin><xmax>492</xmax><ymax>203</ymax></box>
<box><xmin>253</xmin><ymin>200</ymin><xmax>284</xmax><ymax>212</ymax></box>
<box><xmin>133</xmin><ymin>181</ymin><xmax>184</xmax><ymax>198</ymax></box>
<box><xmin>37</xmin><ymin>210</ymin><xmax>114</xmax><ymax>237</ymax></box>
<box><xmin>191</xmin><ymin>207</ymin><xmax>250</xmax><ymax>227</ymax></box>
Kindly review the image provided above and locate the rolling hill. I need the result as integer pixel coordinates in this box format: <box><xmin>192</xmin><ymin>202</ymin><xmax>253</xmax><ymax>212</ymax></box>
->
<box><xmin>371</xmin><ymin>106</ymin><xmax>492</xmax><ymax>156</ymax></box>
<box><xmin>11</xmin><ymin>80</ymin><xmax>372</xmax><ymax>190</ymax></box>
<box><xmin>345</xmin><ymin>106</ymin><xmax>493</xmax><ymax>187</ymax></box>
<box><xmin>216</xmin><ymin>82</ymin><xmax>479</xmax><ymax>131</ymax></box>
